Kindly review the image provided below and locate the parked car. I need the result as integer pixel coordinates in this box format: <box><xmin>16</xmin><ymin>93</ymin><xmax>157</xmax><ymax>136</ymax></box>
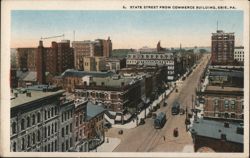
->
<box><xmin>104</xmin><ymin>122</ymin><xmax>112</xmax><ymax>129</ymax></box>
<box><xmin>118</xmin><ymin>130</ymin><xmax>123</xmax><ymax>135</ymax></box>
<box><xmin>139</xmin><ymin>118</ymin><xmax>145</xmax><ymax>125</ymax></box>
<box><xmin>179</xmin><ymin>108</ymin><xmax>185</xmax><ymax>115</ymax></box>
<box><xmin>147</xmin><ymin>112</ymin><xmax>152</xmax><ymax>118</ymax></box>
<box><xmin>152</xmin><ymin>113</ymin><xmax>157</xmax><ymax>119</ymax></box>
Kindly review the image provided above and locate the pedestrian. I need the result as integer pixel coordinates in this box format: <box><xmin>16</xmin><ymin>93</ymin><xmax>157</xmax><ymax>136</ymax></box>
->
<box><xmin>163</xmin><ymin>136</ymin><xmax>165</xmax><ymax>141</ymax></box>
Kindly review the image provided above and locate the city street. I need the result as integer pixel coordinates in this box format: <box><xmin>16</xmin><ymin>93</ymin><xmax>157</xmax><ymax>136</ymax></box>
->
<box><xmin>105</xmin><ymin>54</ymin><xmax>211</xmax><ymax>152</ymax></box>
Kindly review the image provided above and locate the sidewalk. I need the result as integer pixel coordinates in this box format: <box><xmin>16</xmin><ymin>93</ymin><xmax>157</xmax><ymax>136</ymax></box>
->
<box><xmin>112</xmin><ymin>87</ymin><xmax>175</xmax><ymax>130</ymax></box>
<box><xmin>96</xmin><ymin>137</ymin><xmax>121</xmax><ymax>152</ymax></box>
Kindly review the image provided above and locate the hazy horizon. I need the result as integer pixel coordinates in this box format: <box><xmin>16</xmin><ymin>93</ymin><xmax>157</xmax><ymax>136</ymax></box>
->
<box><xmin>11</xmin><ymin>10</ymin><xmax>243</xmax><ymax>49</ymax></box>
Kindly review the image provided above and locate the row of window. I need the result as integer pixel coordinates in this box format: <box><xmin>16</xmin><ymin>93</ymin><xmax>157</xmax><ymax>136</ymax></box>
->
<box><xmin>128</xmin><ymin>54</ymin><xmax>173</xmax><ymax>59</ymax></box>
<box><xmin>127</xmin><ymin>60</ymin><xmax>174</xmax><ymax>64</ymax></box>
<box><xmin>19</xmin><ymin>130</ymin><xmax>41</xmax><ymax>151</ymax></box>
<box><xmin>44</xmin><ymin>107</ymin><xmax>58</xmax><ymax>120</ymax></box>
<box><xmin>61</xmin><ymin>109</ymin><xmax>73</xmax><ymax>123</ymax></box>
<box><xmin>213</xmin><ymin>99</ymin><xmax>243</xmax><ymax>110</ymax></box>
<box><xmin>61</xmin><ymin>138</ymin><xmax>73</xmax><ymax>152</ymax></box>
<box><xmin>61</xmin><ymin>123</ymin><xmax>72</xmax><ymax>137</ymax></box>
<box><xmin>44</xmin><ymin>140</ymin><xmax>58</xmax><ymax>152</ymax></box>
<box><xmin>44</xmin><ymin>122</ymin><xmax>58</xmax><ymax>138</ymax></box>
<box><xmin>18</xmin><ymin>112</ymin><xmax>41</xmax><ymax>132</ymax></box>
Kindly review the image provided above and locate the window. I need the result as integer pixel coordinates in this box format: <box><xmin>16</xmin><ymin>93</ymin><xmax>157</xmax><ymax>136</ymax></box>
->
<box><xmin>66</xmin><ymin>140</ymin><xmax>69</xmax><ymax>151</ymax></box>
<box><xmin>51</xmin><ymin>107</ymin><xmax>54</xmax><ymax>117</ymax></box>
<box><xmin>80</xmin><ymin>115</ymin><xmax>83</xmax><ymax>124</ymax></box>
<box><xmin>55</xmin><ymin>140</ymin><xmax>58</xmax><ymax>151</ymax></box>
<box><xmin>32</xmin><ymin>132</ymin><xmax>36</xmax><ymax>144</ymax></box>
<box><xmin>32</xmin><ymin>114</ymin><xmax>36</xmax><ymax>125</ymax></box>
<box><xmin>27</xmin><ymin>135</ymin><xmax>31</xmax><ymax>147</ymax></box>
<box><xmin>80</xmin><ymin>129</ymin><xmax>82</xmax><ymax>138</ymax></box>
<box><xmin>45</xmin><ymin>145</ymin><xmax>47</xmax><ymax>152</ymax></box>
<box><xmin>48</xmin><ymin>110</ymin><xmax>50</xmax><ymax>119</ymax></box>
<box><xmin>21</xmin><ymin>138</ymin><xmax>25</xmax><ymax>150</ymax></box>
<box><xmin>230</xmin><ymin>100</ymin><xmax>235</xmax><ymax>109</ymax></box>
<box><xmin>55</xmin><ymin>122</ymin><xmax>57</xmax><ymax>132</ymax></box>
<box><xmin>61</xmin><ymin>115</ymin><xmax>64</xmax><ymax>122</ymax></box>
<box><xmin>12</xmin><ymin>122</ymin><xmax>17</xmax><ymax>134</ymax></box>
<box><xmin>27</xmin><ymin>117</ymin><xmax>30</xmax><ymax>127</ymax></box>
<box><xmin>52</xmin><ymin>142</ymin><xmax>54</xmax><ymax>152</ymax></box>
<box><xmin>224</xmin><ymin>100</ymin><xmax>229</xmax><ymax>109</ymax></box>
<box><xmin>76</xmin><ymin>117</ymin><xmax>79</xmax><ymax>127</ymax></box>
<box><xmin>48</xmin><ymin>126</ymin><xmax>51</xmax><ymax>136</ymax></box>
<box><xmin>37</xmin><ymin>130</ymin><xmax>41</xmax><ymax>142</ymax></box>
<box><xmin>37</xmin><ymin>112</ymin><xmax>41</xmax><ymax>123</ymax></box>
<box><xmin>66</xmin><ymin>125</ymin><xmax>69</xmax><ymax>135</ymax></box>
<box><xmin>44</xmin><ymin>126</ymin><xmax>47</xmax><ymax>138</ymax></box>
<box><xmin>61</xmin><ymin>143</ymin><xmax>65</xmax><ymax>152</ymax></box>
<box><xmin>44</xmin><ymin>110</ymin><xmax>47</xmax><ymax>120</ymax></box>
<box><xmin>52</xmin><ymin>124</ymin><xmax>54</xmax><ymax>134</ymax></box>
<box><xmin>48</xmin><ymin>144</ymin><xmax>50</xmax><ymax>152</ymax></box>
<box><xmin>70</xmin><ymin>138</ymin><xmax>73</xmax><ymax>147</ymax></box>
<box><xmin>13</xmin><ymin>142</ymin><xmax>16</xmax><ymax>152</ymax></box>
<box><xmin>75</xmin><ymin>132</ymin><xmax>78</xmax><ymax>141</ymax></box>
<box><xmin>70</xmin><ymin>123</ymin><xmax>72</xmax><ymax>132</ymax></box>
<box><xmin>62</xmin><ymin>128</ymin><xmax>64</xmax><ymax>137</ymax></box>
<box><xmin>21</xmin><ymin>119</ymin><xmax>25</xmax><ymax>130</ymax></box>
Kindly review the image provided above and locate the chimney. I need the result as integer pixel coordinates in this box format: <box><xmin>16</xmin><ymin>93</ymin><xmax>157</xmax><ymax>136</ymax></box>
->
<box><xmin>39</xmin><ymin>40</ymin><xmax>43</xmax><ymax>47</ymax></box>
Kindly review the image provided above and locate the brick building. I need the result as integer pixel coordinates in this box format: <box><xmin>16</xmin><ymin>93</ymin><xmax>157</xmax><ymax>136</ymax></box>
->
<box><xmin>52</xmin><ymin>69</ymin><xmax>114</xmax><ymax>92</ymax></box>
<box><xmin>74</xmin><ymin>75</ymin><xmax>142</xmax><ymax>124</ymax></box>
<box><xmin>211</xmin><ymin>30</ymin><xmax>235</xmax><ymax>65</ymax></box>
<box><xmin>202</xmin><ymin>85</ymin><xmax>243</xmax><ymax>121</ymax></box>
<box><xmin>36</xmin><ymin>40</ymin><xmax>74</xmax><ymax>84</ymax></box>
<box><xmin>191</xmin><ymin>118</ymin><xmax>243</xmax><ymax>152</ymax></box>
<box><xmin>83</xmin><ymin>56</ymin><xmax>106</xmax><ymax>72</ymax></box>
<box><xmin>16</xmin><ymin>48</ymin><xmax>37</xmax><ymax>71</ymax></box>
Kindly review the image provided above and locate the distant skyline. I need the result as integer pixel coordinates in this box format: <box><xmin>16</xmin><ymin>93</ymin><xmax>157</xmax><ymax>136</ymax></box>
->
<box><xmin>11</xmin><ymin>10</ymin><xmax>243</xmax><ymax>49</ymax></box>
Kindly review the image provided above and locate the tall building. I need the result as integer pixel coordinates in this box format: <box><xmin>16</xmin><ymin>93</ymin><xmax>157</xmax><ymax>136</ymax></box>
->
<box><xmin>16</xmin><ymin>48</ymin><xmax>37</xmax><ymax>71</ymax></box>
<box><xmin>35</xmin><ymin>40</ymin><xmax>74</xmax><ymax>84</ymax></box>
<box><xmin>211</xmin><ymin>30</ymin><xmax>235</xmax><ymax>65</ymax></box>
<box><xmin>72</xmin><ymin>37</ymin><xmax>112</xmax><ymax>70</ymax></box>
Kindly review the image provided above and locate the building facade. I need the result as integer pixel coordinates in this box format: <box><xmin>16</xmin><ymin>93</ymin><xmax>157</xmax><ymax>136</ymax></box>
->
<box><xmin>234</xmin><ymin>46</ymin><xmax>244</xmax><ymax>62</ymax></box>
<box><xmin>16</xmin><ymin>48</ymin><xmax>37</xmax><ymax>71</ymax></box>
<box><xmin>202</xmin><ymin>85</ymin><xmax>244</xmax><ymax>121</ymax></box>
<box><xmin>72</xmin><ymin>37</ymin><xmax>112</xmax><ymax>70</ymax></box>
<box><xmin>211</xmin><ymin>30</ymin><xmax>235</xmax><ymax>65</ymax></box>
<box><xmin>126</xmin><ymin>52</ymin><xmax>175</xmax><ymax>81</ymax></box>
<box><xmin>10</xmin><ymin>85</ymin><xmax>105</xmax><ymax>152</ymax></box>
<box><xmin>75</xmin><ymin>75</ymin><xmax>142</xmax><ymax>124</ymax></box>
<box><xmin>106</xmin><ymin>58</ymin><xmax>126</xmax><ymax>72</ymax></box>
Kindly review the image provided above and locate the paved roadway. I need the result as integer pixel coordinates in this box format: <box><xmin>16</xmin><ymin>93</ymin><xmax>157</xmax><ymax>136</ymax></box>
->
<box><xmin>106</xmin><ymin>53</ymin><xmax>211</xmax><ymax>152</ymax></box>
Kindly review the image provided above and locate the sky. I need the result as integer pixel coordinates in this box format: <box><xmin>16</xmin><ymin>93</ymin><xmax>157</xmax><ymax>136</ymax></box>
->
<box><xmin>11</xmin><ymin>10</ymin><xmax>243</xmax><ymax>49</ymax></box>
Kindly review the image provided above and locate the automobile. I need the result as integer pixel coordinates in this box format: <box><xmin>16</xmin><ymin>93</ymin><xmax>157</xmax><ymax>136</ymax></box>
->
<box><xmin>163</xmin><ymin>101</ymin><xmax>168</xmax><ymax>107</ymax></box>
<box><xmin>152</xmin><ymin>106</ymin><xmax>157</xmax><ymax>112</ymax></box>
<box><xmin>199</xmin><ymin>98</ymin><xmax>205</xmax><ymax>104</ymax></box>
<box><xmin>173</xmin><ymin>128</ymin><xmax>179</xmax><ymax>137</ymax></box>
<box><xmin>104</xmin><ymin>122</ymin><xmax>112</xmax><ymax>129</ymax></box>
<box><xmin>179</xmin><ymin>108</ymin><xmax>185</xmax><ymax>115</ymax></box>
<box><xmin>147</xmin><ymin>112</ymin><xmax>152</xmax><ymax>118</ymax></box>
<box><xmin>182</xmin><ymin>77</ymin><xmax>186</xmax><ymax>81</ymax></box>
<box><xmin>172</xmin><ymin>101</ymin><xmax>180</xmax><ymax>115</ymax></box>
<box><xmin>118</xmin><ymin>130</ymin><xmax>123</xmax><ymax>135</ymax></box>
<box><xmin>139</xmin><ymin>118</ymin><xmax>145</xmax><ymax>125</ymax></box>
<box><xmin>175</xmin><ymin>89</ymin><xmax>178</xmax><ymax>93</ymax></box>
<box><xmin>152</xmin><ymin>113</ymin><xmax>157</xmax><ymax>119</ymax></box>
<box><xmin>156</xmin><ymin>104</ymin><xmax>160</xmax><ymax>109</ymax></box>
<box><xmin>185</xmin><ymin>118</ymin><xmax>191</xmax><ymax>125</ymax></box>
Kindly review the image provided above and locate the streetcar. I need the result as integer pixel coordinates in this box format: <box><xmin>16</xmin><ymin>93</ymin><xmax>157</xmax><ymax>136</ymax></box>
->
<box><xmin>154</xmin><ymin>112</ymin><xmax>166</xmax><ymax>129</ymax></box>
<box><xmin>172</xmin><ymin>101</ymin><xmax>180</xmax><ymax>115</ymax></box>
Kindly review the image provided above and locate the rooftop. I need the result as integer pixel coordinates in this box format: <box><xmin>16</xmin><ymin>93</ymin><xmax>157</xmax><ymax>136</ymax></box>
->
<box><xmin>87</xmin><ymin>102</ymin><xmax>106</xmax><ymax>120</ymax></box>
<box><xmin>209</xmin><ymin>70</ymin><xmax>243</xmax><ymax>78</ymax></box>
<box><xmin>92</xmin><ymin>76</ymin><xmax>136</xmax><ymax>87</ymax></box>
<box><xmin>60</xmin><ymin>69</ymin><xmax>114</xmax><ymax>78</ymax></box>
<box><xmin>205</xmin><ymin>85</ymin><xmax>243</xmax><ymax>92</ymax></box>
<box><xmin>11</xmin><ymin>89</ymin><xmax>65</xmax><ymax>108</ymax></box>
<box><xmin>191</xmin><ymin>118</ymin><xmax>243</xmax><ymax>144</ymax></box>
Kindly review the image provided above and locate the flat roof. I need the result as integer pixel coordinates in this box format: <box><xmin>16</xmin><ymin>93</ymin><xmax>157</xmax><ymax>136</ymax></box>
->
<box><xmin>191</xmin><ymin>118</ymin><xmax>243</xmax><ymax>144</ymax></box>
<box><xmin>87</xmin><ymin>102</ymin><xmax>106</xmax><ymax>120</ymax></box>
<box><xmin>11</xmin><ymin>90</ymin><xmax>65</xmax><ymax>108</ymax></box>
<box><xmin>205</xmin><ymin>85</ymin><xmax>243</xmax><ymax>92</ymax></box>
<box><xmin>92</xmin><ymin>76</ymin><xmax>135</xmax><ymax>87</ymax></box>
